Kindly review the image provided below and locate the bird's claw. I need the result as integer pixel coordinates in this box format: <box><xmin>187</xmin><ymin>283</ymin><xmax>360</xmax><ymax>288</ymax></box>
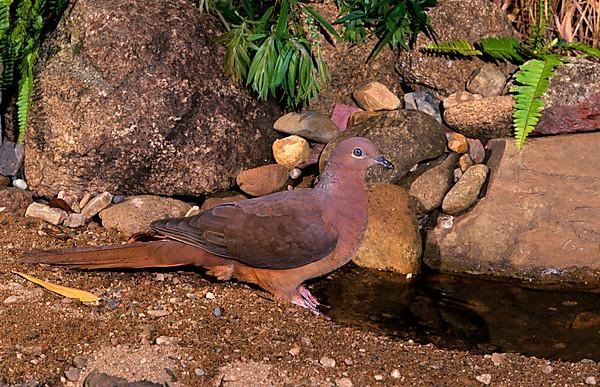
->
<box><xmin>293</xmin><ymin>286</ymin><xmax>330</xmax><ymax>319</ymax></box>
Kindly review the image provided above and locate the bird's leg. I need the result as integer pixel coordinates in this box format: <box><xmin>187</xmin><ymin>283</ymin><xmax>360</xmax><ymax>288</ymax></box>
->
<box><xmin>298</xmin><ymin>285</ymin><xmax>330</xmax><ymax>308</ymax></box>
<box><xmin>291</xmin><ymin>285</ymin><xmax>331</xmax><ymax>319</ymax></box>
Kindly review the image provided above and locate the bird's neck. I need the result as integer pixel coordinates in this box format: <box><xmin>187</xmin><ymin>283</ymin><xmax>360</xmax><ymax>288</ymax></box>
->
<box><xmin>315</xmin><ymin>164</ymin><xmax>367</xmax><ymax>200</ymax></box>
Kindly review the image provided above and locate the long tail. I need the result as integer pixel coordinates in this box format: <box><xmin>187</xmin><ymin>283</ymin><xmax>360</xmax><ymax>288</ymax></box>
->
<box><xmin>20</xmin><ymin>240</ymin><xmax>222</xmax><ymax>270</ymax></box>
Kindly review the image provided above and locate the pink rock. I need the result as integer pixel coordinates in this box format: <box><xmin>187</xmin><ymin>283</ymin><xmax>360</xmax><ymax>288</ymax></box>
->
<box><xmin>331</xmin><ymin>103</ymin><xmax>362</xmax><ymax>132</ymax></box>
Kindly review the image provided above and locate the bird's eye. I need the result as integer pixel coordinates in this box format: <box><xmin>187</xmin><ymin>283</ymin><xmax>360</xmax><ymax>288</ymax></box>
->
<box><xmin>352</xmin><ymin>148</ymin><xmax>363</xmax><ymax>157</ymax></box>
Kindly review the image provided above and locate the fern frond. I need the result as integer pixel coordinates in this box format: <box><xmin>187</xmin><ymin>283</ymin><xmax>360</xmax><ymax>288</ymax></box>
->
<box><xmin>17</xmin><ymin>69</ymin><xmax>33</xmax><ymax>143</ymax></box>
<box><xmin>563</xmin><ymin>42</ymin><xmax>600</xmax><ymax>59</ymax></box>
<box><xmin>423</xmin><ymin>39</ymin><xmax>482</xmax><ymax>56</ymax></box>
<box><xmin>479</xmin><ymin>37</ymin><xmax>527</xmax><ymax>63</ymax></box>
<box><xmin>512</xmin><ymin>56</ymin><xmax>563</xmax><ymax>149</ymax></box>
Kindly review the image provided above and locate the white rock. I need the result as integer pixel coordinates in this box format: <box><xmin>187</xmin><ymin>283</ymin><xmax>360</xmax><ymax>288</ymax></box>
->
<box><xmin>25</xmin><ymin>203</ymin><xmax>67</xmax><ymax>225</ymax></box>
<box><xmin>12</xmin><ymin>178</ymin><xmax>27</xmax><ymax>190</ymax></box>
<box><xmin>81</xmin><ymin>192</ymin><xmax>113</xmax><ymax>218</ymax></box>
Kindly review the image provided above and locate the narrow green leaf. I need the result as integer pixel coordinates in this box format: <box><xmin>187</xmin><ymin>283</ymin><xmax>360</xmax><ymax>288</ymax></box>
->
<box><xmin>303</xmin><ymin>6</ymin><xmax>341</xmax><ymax>41</ymax></box>
<box><xmin>275</xmin><ymin>0</ymin><xmax>289</xmax><ymax>40</ymax></box>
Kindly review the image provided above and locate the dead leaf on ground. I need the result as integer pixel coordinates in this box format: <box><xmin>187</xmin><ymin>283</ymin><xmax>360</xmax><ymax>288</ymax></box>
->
<box><xmin>13</xmin><ymin>271</ymin><xmax>101</xmax><ymax>302</ymax></box>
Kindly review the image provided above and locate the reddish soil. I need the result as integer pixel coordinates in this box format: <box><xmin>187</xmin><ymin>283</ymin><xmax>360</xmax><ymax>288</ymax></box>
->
<box><xmin>0</xmin><ymin>212</ymin><xmax>598</xmax><ymax>386</ymax></box>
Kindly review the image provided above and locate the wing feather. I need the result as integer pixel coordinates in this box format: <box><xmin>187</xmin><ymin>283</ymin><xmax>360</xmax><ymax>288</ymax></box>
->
<box><xmin>151</xmin><ymin>191</ymin><xmax>338</xmax><ymax>269</ymax></box>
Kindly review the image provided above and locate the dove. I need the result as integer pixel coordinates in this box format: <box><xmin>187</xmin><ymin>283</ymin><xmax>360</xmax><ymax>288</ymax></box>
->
<box><xmin>22</xmin><ymin>137</ymin><xmax>393</xmax><ymax>315</ymax></box>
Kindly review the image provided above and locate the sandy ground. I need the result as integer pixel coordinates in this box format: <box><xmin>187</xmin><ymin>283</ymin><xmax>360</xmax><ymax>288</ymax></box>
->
<box><xmin>0</xmin><ymin>212</ymin><xmax>598</xmax><ymax>386</ymax></box>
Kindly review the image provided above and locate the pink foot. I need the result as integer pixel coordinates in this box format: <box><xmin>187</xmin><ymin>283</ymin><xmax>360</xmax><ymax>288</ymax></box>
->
<box><xmin>292</xmin><ymin>285</ymin><xmax>330</xmax><ymax>319</ymax></box>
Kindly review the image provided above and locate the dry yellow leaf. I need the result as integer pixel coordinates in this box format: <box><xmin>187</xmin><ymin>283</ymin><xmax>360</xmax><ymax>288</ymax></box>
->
<box><xmin>13</xmin><ymin>271</ymin><xmax>100</xmax><ymax>302</ymax></box>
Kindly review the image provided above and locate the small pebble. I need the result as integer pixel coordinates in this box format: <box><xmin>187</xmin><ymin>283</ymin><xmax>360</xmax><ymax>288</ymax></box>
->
<box><xmin>205</xmin><ymin>292</ymin><xmax>215</xmax><ymax>300</ymax></box>
<box><xmin>300</xmin><ymin>337</ymin><xmax>311</xmax><ymax>347</ymax></box>
<box><xmin>542</xmin><ymin>365</ymin><xmax>553</xmax><ymax>374</ymax></box>
<box><xmin>3</xmin><ymin>295</ymin><xmax>22</xmax><ymax>304</ymax></box>
<box><xmin>374</xmin><ymin>374</ymin><xmax>384</xmax><ymax>381</ymax></box>
<box><xmin>72</xmin><ymin>355</ymin><xmax>87</xmax><ymax>369</ymax></box>
<box><xmin>319</xmin><ymin>356</ymin><xmax>336</xmax><ymax>368</ymax></box>
<box><xmin>390</xmin><ymin>369</ymin><xmax>401</xmax><ymax>379</ymax></box>
<box><xmin>476</xmin><ymin>374</ymin><xmax>492</xmax><ymax>385</ymax></box>
<box><xmin>65</xmin><ymin>367</ymin><xmax>80</xmax><ymax>382</ymax></box>
<box><xmin>155</xmin><ymin>336</ymin><xmax>179</xmax><ymax>346</ymax></box>
<box><xmin>12</xmin><ymin>178</ymin><xmax>27</xmax><ymax>190</ymax></box>
<box><xmin>194</xmin><ymin>368</ymin><xmax>205</xmax><ymax>377</ymax></box>
<box><xmin>344</xmin><ymin>358</ymin><xmax>353</xmax><ymax>366</ymax></box>
<box><xmin>213</xmin><ymin>307</ymin><xmax>222</xmax><ymax>317</ymax></box>
<box><xmin>289</xmin><ymin>168</ymin><xmax>302</xmax><ymax>180</ymax></box>
<box><xmin>288</xmin><ymin>344</ymin><xmax>301</xmax><ymax>357</ymax></box>
<box><xmin>112</xmin><ymin>194</ymin><xmax>126</xmax><ymax>204</ymax></box>
<box><xmin>147</xmin><ymin>309</ymin><xmax>170</xmax><ymax>318</ymax></box>
<box><xmin>490</xmin><ymin>352</ymin><xmax>506</xmax><ymax>366</ymax></box>
<box><xmin>335</xmin><ymin>377</ymin><xmax>353</xmax><ymax>387</ymax></box>
<box><xmin>586</xmin><ymin>376</ymin><xmax>597</xmax><ymax>385</ymax></box>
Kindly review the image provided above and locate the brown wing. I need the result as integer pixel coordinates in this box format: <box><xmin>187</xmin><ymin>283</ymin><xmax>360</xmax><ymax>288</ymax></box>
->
<box><xmin>150</xmin><ymin>190</ymin><xmax>338</xmax><ymax>269</ymax></box>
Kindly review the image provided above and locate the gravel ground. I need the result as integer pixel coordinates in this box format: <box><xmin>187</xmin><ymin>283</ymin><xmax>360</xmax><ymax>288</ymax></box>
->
<box><xmin>0</xmin><ymin>213</ymin><xmax>598</xmax><ymax>386</ymax></box>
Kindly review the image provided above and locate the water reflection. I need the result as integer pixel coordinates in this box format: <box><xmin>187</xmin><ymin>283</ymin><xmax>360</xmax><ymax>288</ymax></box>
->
<box><xmin>312</xmin><ymin>265</ymin><xmax>600</xmax><ymax>362</ymax></box>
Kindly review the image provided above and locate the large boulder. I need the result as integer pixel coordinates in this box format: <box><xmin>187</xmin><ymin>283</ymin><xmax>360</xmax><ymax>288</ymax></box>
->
<box><xmin>425</xmin><ymin>133</ymin><xmax>600</xmax><ymax>286</ymax></box>
<box><xmin>25</xmin><ymin>0</ymin><xmax>279</xmax><ymax>197</ymax></box>
<box><xmin>320</xmin><ymin>110</ymin><xmax>446</xmax><ymax>183</ymax></box>
<box><xmin>396</xmin><ymin>0</ymin><xmax>517</xmax><ymax>97</ymax></box>
<box><xmin>536</xmin><ymin>59</ymin><xmax>600</xmax><ymax>136</ymax></box>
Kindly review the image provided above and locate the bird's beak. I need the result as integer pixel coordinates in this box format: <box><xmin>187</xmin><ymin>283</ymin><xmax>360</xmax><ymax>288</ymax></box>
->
<box><xmin>374</xmin><ymin>155</ymin><xmax>394</xmax><ymax>169</ymax></box>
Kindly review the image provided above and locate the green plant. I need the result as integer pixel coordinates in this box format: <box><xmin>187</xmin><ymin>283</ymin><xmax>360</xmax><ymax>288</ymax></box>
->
<box><xmin>335</xmin><ymin>0</ymin><xmax>437</xmax><ymax>60</ymax></box>
<box><xmin>0</xmin><ymin>0</ymin><xmax>67</xmax><ymax>143</ymax></box>
<box><xmin>424</xmin><ymin>32</ymin><xmax>599</xmax><ymax>148</ymax></box>
<box><xmin>206</xmin><ymin>0</ymin><xmax>436</xmax><ymax>108</ymax></box>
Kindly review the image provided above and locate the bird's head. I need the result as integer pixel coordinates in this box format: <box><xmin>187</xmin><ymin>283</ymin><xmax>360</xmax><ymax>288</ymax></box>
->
<box><xmin>328</xmin><ymin>137</ymin><xmax>394</xmax><ymax>174</ymax></box>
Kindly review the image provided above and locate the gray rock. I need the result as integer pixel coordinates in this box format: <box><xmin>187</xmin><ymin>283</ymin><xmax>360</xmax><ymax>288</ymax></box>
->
<box><xmin>320</xmin><ymin>110</ymin><xmax>446</xmax><ymax>183</ymax></box>
<box><xmin>403</xmin><ymin>91</ymin><xmax>442</xmax><ymax>122</ymax></box>
<box><xmin>65</xmin><ymin>367</ymin><xmax>80</xmax><ymax>382</ymax></box>
<box><xmin>213</xmin><ymin>307</ymin><xmax>222</xmax><ymax>317</ymax></box>
<box><xmin>274</xmin><ymin>112</ymin><xmax>340</xmax><ymax>143</ymax></box>
<box><xmin>409</xmin><ymin>153</ymin><xmax>458</xmax><ymax>213</ymax></box>
<box><xmin>25</xmin><ymin>0</ymin><xmax>279</xmax><ymax>197</ymax></box>
<box><xmin>25</xmin><ymin>203</ymin><xmax>67</xmax><ymax>225</ymax></box>
<box><xmin>425</xmin><ymin>133</ymin><xmax>600</xmax><ymax>286</ymax></box>
<box><xmin>466</xmin><ymin>64</ymin><xmax>507</xmax><ymax>97</ymax></box>
<box><xmin>112</xmin><ymin>195</ymin><xmax>126</xmax><ymax>204</ymax></box>
<box><xmin>0</xmin><ymin>142</ymin><xmax>24</xmax><ymax>176</ymax></box>
<box><xmin>441</xmin><ymin>164</ymin><xmax>488</xmax><ymax>215</ymax></box>
<box><xmin>64</xmin><ymin>213</ymin><xmax>86</xmax><ymax>228</ymax></box>
<box><xmin>468</xmin><ymin>138</ymin><xmax>486</xmax><ymax>163</ymax></box>
<box><xmin>82</xmin><ymin>192</ymin><xmax>113</xmax><ymax>219</ymax></box>
<box><xmin>99</xmin><ymin>195</ymin><xmax>191</xmax><ymax>235</ymax></box>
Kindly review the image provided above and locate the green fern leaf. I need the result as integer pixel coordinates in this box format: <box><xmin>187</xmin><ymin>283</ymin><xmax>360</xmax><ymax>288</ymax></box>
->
<box><xmin>17</xmin><ymin>67</ymin><xmax>33</xmax><ymax>143</ymax></box>
<box><xmin>512</xmin><ymin>56</ymin><xmax>563</xmax><ymax>148</ymax></box>
<box><xmin>479</xmin><ymin>37</ymin><xmax>527</xmax><ymax>63</ymax></box>
<box><xmin>423</xmin><ymin>39</ymin><xmax>482</xmax><ymax>56</ymax></box>
<box><xmin>563</xmin><ymin>41</ymin><xmax>600</xmax><ymax>59</ymax></box>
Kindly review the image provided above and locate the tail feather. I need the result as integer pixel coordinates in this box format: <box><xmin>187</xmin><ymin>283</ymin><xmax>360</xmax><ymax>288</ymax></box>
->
<box><xmin>21</xmin><ymin>240</ymin><xmax>204</xmax><ymax>269</ymax></box>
